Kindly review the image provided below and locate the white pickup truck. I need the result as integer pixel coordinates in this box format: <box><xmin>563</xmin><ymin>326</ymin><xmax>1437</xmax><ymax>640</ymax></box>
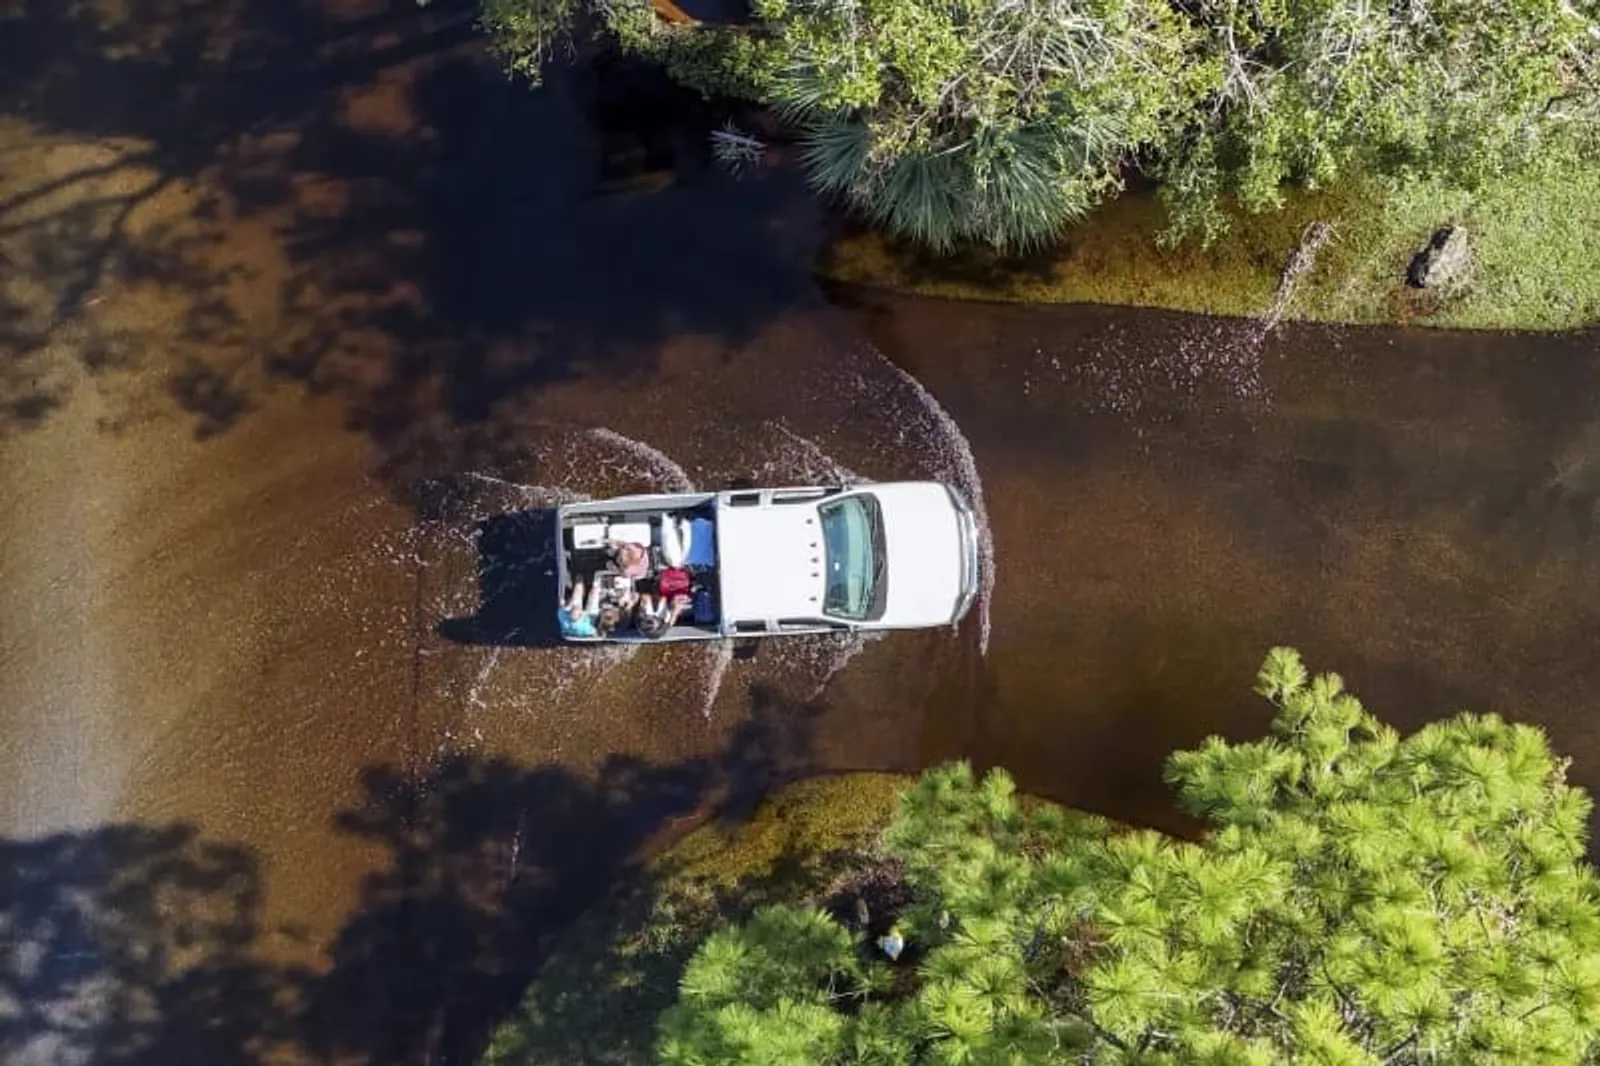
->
<box><xmin>554</xmin><ymin>481</ymin><xmax>980</xmax><ymax>642</ymax></box>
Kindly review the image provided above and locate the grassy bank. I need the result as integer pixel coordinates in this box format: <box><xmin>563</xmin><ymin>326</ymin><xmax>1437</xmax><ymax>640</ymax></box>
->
<box><xmin>821</xmin><ymin>160</ymin><xmax>1600</xmax><ymax>332</ymax></box>
<box><xmin>479</xmin><ymin>773</ymin><xmax>913</xmax><ymax>1066</ymax></box>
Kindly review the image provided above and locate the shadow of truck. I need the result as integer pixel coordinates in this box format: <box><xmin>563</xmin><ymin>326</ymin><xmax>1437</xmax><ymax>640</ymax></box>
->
<box><xmin>438</xmin><ymin>508</ymin><xmax>564</xmax><ymax>647</ymax></box>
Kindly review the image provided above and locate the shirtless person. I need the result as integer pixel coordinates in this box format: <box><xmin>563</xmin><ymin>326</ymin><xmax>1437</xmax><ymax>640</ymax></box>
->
<box><xmin>607</xmin><ymin>540</ymin><xmax>651</xmax><ymax>579</ymax></box>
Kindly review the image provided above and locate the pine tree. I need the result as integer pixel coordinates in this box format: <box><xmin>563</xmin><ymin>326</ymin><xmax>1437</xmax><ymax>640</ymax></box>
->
<box><xmin>655</xmin><ymin>648</ymin><xmax>1600</xmax><ymax>1064</ymax></box>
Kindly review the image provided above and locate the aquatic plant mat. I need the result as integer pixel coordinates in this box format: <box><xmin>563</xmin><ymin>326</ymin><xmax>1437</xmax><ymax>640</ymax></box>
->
<box><xmin>478</xmin><ymin>773</ymin><xmax>911</xmax><ymax>1066</ymax></box>
<box><xmin>821</xmin><ymin>160</ymin><xmax>1600</xmax><ymax>332</ymax></box>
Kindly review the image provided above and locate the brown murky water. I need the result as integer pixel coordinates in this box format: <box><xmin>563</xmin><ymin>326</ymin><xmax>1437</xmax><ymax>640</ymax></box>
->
<box><xmin>3</xmin><ymin>1</ymin><xmax>1599</xmax><ymax>1063</ymax></box>
<box><xmin>839</xmin><ymin>294</ymin><xmax>1600</xmax><ymax>836</ymax></box>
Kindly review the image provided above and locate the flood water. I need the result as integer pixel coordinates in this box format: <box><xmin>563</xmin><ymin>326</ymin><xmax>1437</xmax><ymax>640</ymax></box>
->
<box><xmin>2</xmin><ymin>1</ymin><xmax>1599</xmax><ymax>1063</ymax></box>
<box><xmin>842</xmin><ymin>293</ymin><xmax>1600</xmax><ymax>836</ymax></box>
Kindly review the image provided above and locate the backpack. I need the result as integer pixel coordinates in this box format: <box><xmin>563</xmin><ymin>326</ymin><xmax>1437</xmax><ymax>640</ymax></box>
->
<box><xmin>658</xmin><ymin>567</ymin><xmax>692</xmax><ymax>601</ymax></box>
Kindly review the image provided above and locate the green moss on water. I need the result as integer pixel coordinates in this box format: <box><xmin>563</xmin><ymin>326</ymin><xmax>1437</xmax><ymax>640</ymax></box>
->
<box><xmin>661</xmin><ymin>773</ymin><xmax>908</xmax><ymax>890</ymax></box>
<box><xmin>479</xmin><ymin>773</ymin><xmax>912</xmax><ymax>1066</ymax></box>
<box><xmin>821</xmin><ymin>162</ymin><xmax>1600</xmax><ymax>332</ymax></box>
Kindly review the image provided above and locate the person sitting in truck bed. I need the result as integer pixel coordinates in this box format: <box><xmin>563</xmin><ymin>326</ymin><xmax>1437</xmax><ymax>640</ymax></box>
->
<box><xmin>634</xmin><ymin>590</ymin><xmax>692</xmax><ymax>638</ymax></box>
<box><xmin>560</xmin><ymin>579</ymin><xmax>625</xmax><ymax>639</ymax></box>
<box><xmin>608</xmin><ymin>539</ymin><xmax>651</xmax><ymax>579</ymax></box>
<box><xmin>559</xmin><ymin>580</ymin><xmax>602</xmax><ymax>638</ymax></box>
<box><xmin>659</xmin><ymin>516</ymin><xmax>690</xmax><ymax>568</ymax></box>
<box><xmin>589</xmin><ymin>569</ymin><xmax>638</xmax><ymax>611</ymax></box>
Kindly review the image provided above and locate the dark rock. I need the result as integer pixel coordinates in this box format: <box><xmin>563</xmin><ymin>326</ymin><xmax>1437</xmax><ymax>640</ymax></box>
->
<box><xmin>1406</xmin><ymin>226</ymin><xmax>1473</xmax><ymax>290</ymax></box>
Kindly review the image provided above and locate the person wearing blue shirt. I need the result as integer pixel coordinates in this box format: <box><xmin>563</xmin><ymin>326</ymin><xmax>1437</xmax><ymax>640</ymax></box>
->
<box><xmin>559</xmin><ymin>580</ymin><xmax>603</xmax><ymax>638</ymax></box>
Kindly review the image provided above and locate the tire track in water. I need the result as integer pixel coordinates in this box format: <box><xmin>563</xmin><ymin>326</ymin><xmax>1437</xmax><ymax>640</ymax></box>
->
<box><xmin>564</xmin><ymin>425</ymin><xmax>875</xmax><ymax>717</ymax></box>
<box><xmin>697</xmin><ymin>640</ymin><xmax>734</xmax><ymax>721</ymax></box>
<box><xmin>763</xmin><ymin>421</ymin><xmax>865</xmax><ymax>485</ymax></box>
<box><xmin>800</xmin><ymin>631</ymin><xmax>872</xmax><ymax>703</ymax></box>
<box><xmin>745</xmin><ymin>422</ymin><xmax>880</xmax><ymax>704</ymax></box>
<box><xmin>342</xmin><ymin>459</ymin><xmax>621</xmax><ymax>763</ymax></box>
<box><xmin>585</xmin><ymin>427</ymin><xmax>695</xmax><ymax>494</ymax></box>
<box><xmin>753</xmin><ymin>337</ymin><xmax>995</xmax><ymax>658</ymax></box>
<box><xmin>439</xmin><ymin>473</ymin><xmax>637</xmax><ymax>758</ymax></box>
<box><xmin>578</xmin><ymin>428</ymin><xmax>734</xmax><ymax>719</ymax></box>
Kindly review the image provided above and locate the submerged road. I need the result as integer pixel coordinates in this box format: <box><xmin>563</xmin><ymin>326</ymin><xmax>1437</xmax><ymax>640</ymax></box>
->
<box><xmin>2</xmin><ymin>2</ymin><xmax>1599</xmax><ymax>1063</ymax></box>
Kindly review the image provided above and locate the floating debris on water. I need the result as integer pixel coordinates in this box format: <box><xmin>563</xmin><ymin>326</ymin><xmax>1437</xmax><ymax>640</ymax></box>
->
<box><xmin>1068</xmin><ymin>318</ymin><xmax>1271</xmax><ymax>422</ymax></box>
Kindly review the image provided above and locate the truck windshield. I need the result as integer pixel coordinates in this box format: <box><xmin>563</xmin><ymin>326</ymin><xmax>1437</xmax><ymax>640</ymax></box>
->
<box><xmin>819</xmin><ymin>493</ymin><xmax>886</xmax><ymax>622</ymax></box>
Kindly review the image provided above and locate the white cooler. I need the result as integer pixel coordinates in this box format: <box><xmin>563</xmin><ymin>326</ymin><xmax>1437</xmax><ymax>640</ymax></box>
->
<box><xmin>570</xmin><ymin>522</ymin><xmax>608</xmax><ymax>550</ymax></box>
<box><xmin>572</xmin><ymin>520</ymin><xmax>653</xmax><ymax>550</ymax></box>
<box><xmin>607</xmin><ymin>522</ymin><xmax>653</xmax><ymax>547</ymax></box>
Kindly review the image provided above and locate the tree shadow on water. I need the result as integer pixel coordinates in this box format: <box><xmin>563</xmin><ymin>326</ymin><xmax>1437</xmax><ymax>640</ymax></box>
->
<box><xmin>277</xmin><ymin>49</ymin><xmax>819</xmax><ymax>494</ymax></box>
<box><xmin>0</xmin><ymin>824</ymin><xmax>302</xmax><ymax>1066</ymax></box>
<box><xmin>1</xmin><ymin>692</ymin><xmax>820</xmax><ymax>1065</ymax></box>
<box><xmin>0</xmin><ymin>0</ymin><xmax>819</xmax><ymax>485</ymax></box>
<box><xmin>299</xmin><ymin>692</ymin><xmax>821</xmax><ymax>1065</ymax></box>
<box><xmin>0</xmin><ymin>0</ymin><xmax>341</xmax><ymax>429</ymax></box>
<box><xmin>299</xmin><ymin>756</ymin><xmax>704</xmax><ymax>1065</ymax></box>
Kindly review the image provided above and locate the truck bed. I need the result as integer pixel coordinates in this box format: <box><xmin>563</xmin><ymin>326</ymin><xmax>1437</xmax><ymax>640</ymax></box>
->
<box><xmin>557</xmin><ymin>494</ymin><xmax>722</xmax><ymax>641</ymax></box>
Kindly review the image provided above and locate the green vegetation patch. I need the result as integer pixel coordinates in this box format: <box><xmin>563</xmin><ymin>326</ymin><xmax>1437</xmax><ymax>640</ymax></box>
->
<box><xmin>661</xmin><ymin>773</ymin><xmax>909</xmax><ymax>891</ymax></box>
<box><xmin>479</xmin><ymin>773</ymin><xmax>911</xmax><ymax>1066</ymax></box>
<box><xmin>659</xmin><ymin>648</ymin><xmax>1600</xmax><ymax>1064</ymax></box>
<box><xmin>822</xmin><ymin>161</ymin><xmax>1600</xmax><ymax>332</ymax></box>
<box><xmin>481</xmin><ymin>0</ymin><xmax>1599</xmax><ymax>263</ymax></box>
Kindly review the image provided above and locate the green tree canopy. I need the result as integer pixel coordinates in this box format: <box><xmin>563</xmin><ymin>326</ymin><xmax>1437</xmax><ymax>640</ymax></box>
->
<box><xmin>473</xmin><ymin>0</ymin><xmax>1600</xmax><ymax>252</ymax></box>
<box><xmin>1155</xmin><ymin>0</ymin><xmax>1600</xmax><ymax>244</ymax></box>
<box><xmin>656</xmin><ymin>647</ymin><xmax>1600</xmax><ymax>1064</ymax></box>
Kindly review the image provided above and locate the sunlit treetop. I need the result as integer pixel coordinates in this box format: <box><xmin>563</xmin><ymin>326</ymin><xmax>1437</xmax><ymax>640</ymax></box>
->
<box><xmin>658</xmin><ymin>647</ymin><xmax>1600</xmax><ymax>1065</ymax></box>
<box><xmin>474</xmin><ymin>0</ymin><xmax>1600</xmax><ymax>252</ymax></box>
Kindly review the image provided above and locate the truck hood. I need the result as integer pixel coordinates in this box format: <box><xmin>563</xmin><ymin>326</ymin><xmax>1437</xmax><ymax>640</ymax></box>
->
<box><xmin>871</xmin><ymin>482</ymin><xmax>966</xmax><ymax>627</ymax></box>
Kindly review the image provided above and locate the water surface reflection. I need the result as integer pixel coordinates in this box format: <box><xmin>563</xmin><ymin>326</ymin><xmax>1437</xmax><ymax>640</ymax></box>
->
<box><xmin>4</xmin><ymin>1</ymin><xmax>1600</xmax><ymax>1061</ymax></box>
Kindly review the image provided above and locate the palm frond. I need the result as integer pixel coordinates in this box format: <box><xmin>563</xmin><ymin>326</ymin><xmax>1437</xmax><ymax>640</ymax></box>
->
<box><xmin>798</xmin><ymin>116</ymin><xmax>875</xmax><ymax>195</ymax></box>
<box><xmin>865</xmin><ymin>148</ymin><xmax>967</xmax><ymax>253</ymax></box>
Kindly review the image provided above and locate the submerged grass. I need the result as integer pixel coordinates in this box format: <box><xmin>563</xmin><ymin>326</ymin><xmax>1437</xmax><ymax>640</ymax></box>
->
<box><xmin>821</xmin><ymin>161</ymin><xmax>1600</xmax><ymax>332</ymax></box>
<box><xmin>480</xmin><ymin>773</ymin><xmax>911</xmax><ymax>1066</ymax></box>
